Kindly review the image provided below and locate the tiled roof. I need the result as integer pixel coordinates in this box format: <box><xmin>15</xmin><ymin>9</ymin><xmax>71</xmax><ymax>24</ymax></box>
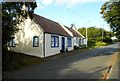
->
<box><xmin>66</xmin><ymin>26</ymin><xmax>84</xmax><ymax>38</ymax></box>
<box><xmin>33</xmin><ymin>14</ymin><xmax>70</xmax><ymax>37</ymax></box>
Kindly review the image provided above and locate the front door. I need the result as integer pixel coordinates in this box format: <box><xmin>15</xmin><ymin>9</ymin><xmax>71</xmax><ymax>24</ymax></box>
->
<box><xmin>61</xmin><ymin>37</ymin><xmax>65</xmax><ymax>52</ymax></box>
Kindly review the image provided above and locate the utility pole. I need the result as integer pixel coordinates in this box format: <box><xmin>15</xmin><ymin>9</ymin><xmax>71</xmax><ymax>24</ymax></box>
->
<box><xmin>86</xmin><ymin>26</ymin><xmax>88</xmax><ymax>47</ymax></box>
<box><xmin>102</xmin><ymin>24</ymin><xmax>104</xmax><ymax>42</ymax></box>
<box><xmin>86</xmin><ymin>21</ymin><xmax>90</xmax><ymax>47</ymax></box>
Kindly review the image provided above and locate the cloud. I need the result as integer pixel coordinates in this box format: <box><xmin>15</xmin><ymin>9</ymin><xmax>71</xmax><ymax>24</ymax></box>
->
<box><xmin>40</xmin><ymin>0</ymin><xmax>54</xmax><ymax>5</ymax></box>
<box><xmin>36</xmin><ymin>0</ymin><xmax>109</xmax><ymax>8</ymax></box>
<box><xmin>36</xmin><ymin>2</ymin><xmax>44</xmax><ymax>10</ymax></box>
<box><xmin>55</xmin><ymin>0</ymin><xmax>67</xmax><ymax>5</ymax></box>
<box><xmin>55</xmin><ymin>0</ymin><xmax>109</xmax><ymax>6</ymax></box>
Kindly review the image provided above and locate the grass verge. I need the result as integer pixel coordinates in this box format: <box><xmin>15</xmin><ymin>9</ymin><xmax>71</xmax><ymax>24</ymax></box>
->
<box><xmin>3</xmin><ymin>48</ymin><xmax>87</xmax><ymax>76</ymax></box>
<box><xmin>3</xmin><ymin>51</ymin><xmax>47</xmax><ymax>76</ymax></box>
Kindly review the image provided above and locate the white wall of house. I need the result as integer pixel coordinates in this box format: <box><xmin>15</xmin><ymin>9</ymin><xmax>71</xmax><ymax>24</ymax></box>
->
<box><xmin>80</xmin><ymin>38</ymin><xmax>84</xmax><ymax>45</ymax></box>
<box><xmin>9</xmin><ymin>18</ymin><xmax>44</xmax><ymax>57</ymax></box>
<box><xmin>65</xmin><ymin>37</ymin><xmax>74</xmax><ymax>51</ymax></box>
<box><xmin>45</xmin><ymin>34</ymin><xmax>61</xmax><ymax>57</ymax></box>
<box><xmin>73</xmin><ymin>37</ymin><xmax>80</xmax><ymax>47</ymax></box>
<box><xmin>45</xmin><ymin>33</ymin><xmax>73</xmax><ymax>57</ymax></box>
<box><xmin>73</xmin><ymin>37</ymin><xmax>86</xmax><ymax>47</ymax></box>
<box><xmin>74</xmin><ymin>29</ymin><xmax>86</xmax><ymax>46</ymax></box>
<box><xmin>83</xmin><ymin>38</ymin><xmax>86</xmax><ymax>45</ymax></box>
<box><xmin>58</xmin><ymin>23</ymin><xmax>73</xmax><ymax>51</ymax></box>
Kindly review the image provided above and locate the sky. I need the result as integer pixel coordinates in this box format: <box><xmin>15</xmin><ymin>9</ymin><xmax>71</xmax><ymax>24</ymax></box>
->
<box><xmin>34</xmin><ymin>0</ymin><xmax>111</xmax><ymax>31</ymax></box>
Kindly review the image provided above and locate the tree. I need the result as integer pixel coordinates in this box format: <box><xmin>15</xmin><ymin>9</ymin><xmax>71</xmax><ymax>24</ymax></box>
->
<box><xmin>2</xmin><ymin>2</ymin><xmax>37</xmax><ymax>73</ymax></box>
<box><xmin>100</xmin><ymin>2</ymin><xmax>120</xmax><ymax>39</ymax></box>
<box><xmin>2</xmin><ymin>2</ymin><xmax>37</xmax><ymax>50</ymax></box>
<box><xmin>78</xmin><ymin>27</ymin><xmax>114</xmax><ymax>47</ymax></box>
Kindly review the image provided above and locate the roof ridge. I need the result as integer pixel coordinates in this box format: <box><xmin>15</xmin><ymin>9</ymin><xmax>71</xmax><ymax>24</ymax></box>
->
<box><xmin>33</xmin><ymin>14</ymin><xmax>70</xmax><ymax>37</ymax></box>
<box><xmin>33</xmin><ymin>14</ymin><xmax>59</xmax><ymax>25</ymax></box>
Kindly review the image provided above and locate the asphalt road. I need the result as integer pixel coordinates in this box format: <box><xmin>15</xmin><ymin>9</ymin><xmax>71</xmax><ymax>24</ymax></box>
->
<box><xmin>4</xmin><ymin>43</ymin><xmax>119</xmax><ymax>79</ymax></box>
<box><xmin>0</xmin><ymin>27</ymin><xmax>2</xmax><ymax>81</ymax></box>
<box><xmin>109</xmin><ymin>56</ymin><xmax>118</xmax><ymax>79</ymax></box>
<box><xmin>109</xmin><ymin>42</ymin><xmax>120</xmax><ymax>80</ymax></box>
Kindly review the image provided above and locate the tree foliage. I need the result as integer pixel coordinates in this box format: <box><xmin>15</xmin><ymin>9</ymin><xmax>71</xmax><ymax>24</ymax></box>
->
<box><xmin>2</xmin><ymin>2</ymin><xmax>37</xmax><ymax>49</ymax></box>
<box><xmin>78</xmin><ymin>27</ymin><xmax>114</xmax><ymax>47</ymax></box>
<box><xmin>100</xmin><ymin>2</ymin><xmax>120</xmax><ymax>39</ymax></box>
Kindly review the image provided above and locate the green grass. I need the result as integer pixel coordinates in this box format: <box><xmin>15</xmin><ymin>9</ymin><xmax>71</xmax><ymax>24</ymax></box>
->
<box><xmin>3</xmin><ymin>51</ymin><xmax>47</xmax><ymax>75</ymax></box>
<box><xmin>95</xmin><ymin>41</ymin><xmax>107</xmax><ymax>46</ymax></box>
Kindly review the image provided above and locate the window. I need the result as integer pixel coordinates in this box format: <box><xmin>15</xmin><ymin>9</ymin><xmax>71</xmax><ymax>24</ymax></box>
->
<box><xmin>51</xmin><ymin>36</ymin><xmax>54</xmax><ymax>47</ymax></box>
<box><xmin>8</xmin><ymin>37</ymin><xmax>15</xmax><ymax>47</ymax></box>
<box><xmin>80</xmin><ymin>38</ymin><xmax>82</xmax><ymax>45</ymax></box>
<box><xmin>33</xmin><ymin>36</ymin><xmax>39</xmax><ymax>47</ymax></box>
<box><xmin>51</xmin><ymin>35</ymin><xmax>59</xmax><ymax>47</ymax></box>
<box><xmin>67</xmin><ymin>37</ymin><xmax>72</xmax><ymax>47</ymax></box>
<box><xmin>76</xmin><ymin>38</ymin><xmax>78</xmax><ymax>44</ymax></box>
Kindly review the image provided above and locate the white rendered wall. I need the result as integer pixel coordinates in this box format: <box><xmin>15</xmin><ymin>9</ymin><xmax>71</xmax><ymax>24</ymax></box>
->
<box><xmin>65</xmin><ymin>37</ymin><xmax>73</xmax><ymax>51</ymax></box>
<box><xmin>58</xmin><ymin>23</ymin><xmax>73</xmax><ymax>51</ymax></box>
<box><xmin>73</xmin><ymin>37</ymin><xmax>80</xmax><ymax>47</ymax></box>
<box><xmin>45</xmin><ymin>34</ymin><xmax>73</xmax><ymax>57</ymax></box>
<box><xmin>9</xmin><ymin>18</ymin><xmax>44</xmax><ymax>58</ymax></box>
<box><xmin>45</xmin><ymin>34</ymin><xmax>61</xmax><ymax>57</ymax></box>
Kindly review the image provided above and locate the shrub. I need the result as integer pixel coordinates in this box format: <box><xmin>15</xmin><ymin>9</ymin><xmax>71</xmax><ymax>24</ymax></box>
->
<box><xmin>103</xmin><ymin>37</ymin><xmax>112</xmax><ymax>43</ymax></box>
<box><xmin>88</xmin><ymin>39</ymin><xmax>96</xmax><ymax>48</ymax></box>
<box><xmin>95</xmin><ymin>41</ymin><xmax>107</xmax><ymax>46</ymax></box>
<box><xmin>74</xmin><ymin>46</ymin><xmax>79</xmax><ymax>49</ymax></box>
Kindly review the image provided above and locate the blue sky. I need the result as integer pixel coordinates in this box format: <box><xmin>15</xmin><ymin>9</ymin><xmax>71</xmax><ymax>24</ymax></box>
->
<box><xmin>34</xmin><ymin>0</ymin><xmax>110</xmax><ymax>31</ymax></box>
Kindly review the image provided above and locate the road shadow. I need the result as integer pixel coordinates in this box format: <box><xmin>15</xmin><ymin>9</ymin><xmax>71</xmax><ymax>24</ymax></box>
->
<box><xmin>3</xmin><ymin>43</ymin><xmax>119</xmax><ymax>79</ymax></box>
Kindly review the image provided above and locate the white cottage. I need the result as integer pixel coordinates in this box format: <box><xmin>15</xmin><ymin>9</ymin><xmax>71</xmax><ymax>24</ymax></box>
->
<box><xmin>8</xmin><ymin>14</ymin><xmax>73</xmax><ymax>58</ymax></box>
<box><xmin>66</xmin><ymin>25</ymin><xmax>86</xmax><ymax>48</ymax></box>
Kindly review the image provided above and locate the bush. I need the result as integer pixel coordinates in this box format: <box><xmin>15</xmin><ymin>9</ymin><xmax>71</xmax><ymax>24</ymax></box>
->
<box><xmin>88</xmin><ymin>40</ymin><xmax>96</xmax><ymax>48</ymax></box>
<box><xmin>74</xmin><ymin>46</ymin><xmax>79</xmax><ymax>49</ymax></box>
<box><xmin>103</xmin><ymin>37</ymin><xmax>112</xmax><ymax>43</ymax></box>
<box><xmin>95</xmin><ymin>42</ymin><xmax>107</xmax><ymax>46</ymax></box>
<box><xmin>81</xmin><ymin>45</ymin><xmax>87</xmax><ymax>49</ymax></box>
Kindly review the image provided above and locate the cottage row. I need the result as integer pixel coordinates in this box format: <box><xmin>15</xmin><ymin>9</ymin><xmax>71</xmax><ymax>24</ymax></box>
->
<box><xmin>8</xmin><ymin>14</ymin><xmax>86</xmax><ymax>58</ymax></box>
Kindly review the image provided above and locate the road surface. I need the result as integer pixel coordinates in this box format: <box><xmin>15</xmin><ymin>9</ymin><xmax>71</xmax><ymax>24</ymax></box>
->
<box><xmin>3</xmin><ymin>43</ymin><xmax>119</xmax><ymax>79</ymax></box>
<box><xmin>0</xmin><ymin>27</ymin><xmax>2</xmax><ymax>81</ymax></box>
<box><xmin>109</xmin><ymin>42</ymin><xmax>120</xmax><ymax>80</ymax></box>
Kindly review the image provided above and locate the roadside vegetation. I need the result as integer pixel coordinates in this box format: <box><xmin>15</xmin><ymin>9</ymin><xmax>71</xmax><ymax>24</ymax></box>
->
<box><xmin>2</xmin><ymin>2</ymin><xmax>37</xmax><ymax>76</ymax></box>
<box><xmin>3</xmin><ymin>50</ymin><xmax>46</xmax><ymax>75</ymax></box>
<box><xmin>78</xmin><ymin>27</ymin><xmax>114</xmax><ymax>48</ymax></box>
<box><xmin>100</xmin><ymin>2</ymin><xmax>120</xmax><ymax>39</ymax></box>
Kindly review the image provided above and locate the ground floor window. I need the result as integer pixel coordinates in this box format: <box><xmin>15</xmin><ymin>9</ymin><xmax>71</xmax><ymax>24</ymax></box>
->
<box><xmin>67</xmin><ymin>37</ymin><xmax>72</xmax><ymax>47</ymax></box>
<box><xmin>33</xmin><ymin>36</ymin><xmax>39</xmax><ymax>47</ymax></box>
<box><xmin>8</xmin><ymin>37</ymin><xmax>15</xmax><ymax>47</ymax></box>
<box><xmin>51</xmin><ymin>35</ymin><xmax>59</xmax><ymax>47</ymax></box>
<box><xmin>76</xmin><ymin>38</ymin><xmax>78</xmax><ymax>44</ymax></box>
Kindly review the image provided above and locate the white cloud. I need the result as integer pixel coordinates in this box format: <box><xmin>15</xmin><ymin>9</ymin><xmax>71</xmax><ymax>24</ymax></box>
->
<box><xmin>36</xmin><ymin>0</ymin><xmax>109</xmax><ymax>8</ymax></box>
<box><xmin>55</xmin><ymin>0</ymin><xmax>67</xmax><ymax>5</ymax></box>
<box><xmin>41</xmin><ymin>0</ymin><xmax>54</xmax><ymax>5</ymax></box>
<box><xmin>36</xmin><ymin>2</ymin><xmax>44</xmax><ymax>9</ymax></box>
<box><xmin>55</xmin><ymin>0</ymin><xmax>109</xmax><ymax>5</ymax></box>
